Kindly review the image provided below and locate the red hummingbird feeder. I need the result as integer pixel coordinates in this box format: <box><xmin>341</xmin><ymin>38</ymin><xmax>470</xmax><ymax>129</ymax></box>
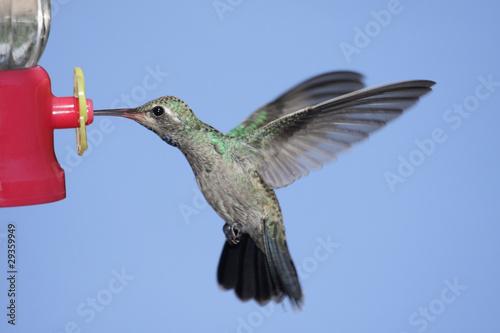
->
<box><xmin>0</xmin><ymin>0</ymin><xmax>94</xmax><ymax>207</ymax></box>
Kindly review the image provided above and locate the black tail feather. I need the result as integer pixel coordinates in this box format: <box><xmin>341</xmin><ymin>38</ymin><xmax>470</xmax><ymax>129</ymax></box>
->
<box><xmin>254</xmin><ymin>242</ymin><xmax>273</xmax><ymax>303</ymax></box>
<box><xmin>217</xmin><ymin>233</ymin><xmax>302</xmax><ymax>308</ymax></box>
<box><xmin>235</xmin><ymin>235</ymin><xmax>257</xmax><ymax>301</ymax></box>
<box><xmin>217</xmin><ymin>236</ymin><xmax>241</xmax><ymax>291</ymax></box>
<box><xmin>262</xmin><ymin>228</ymin><xmax>303</xmax><ymax>309</ymax></box>
<box><xmin>218</xmin><ymin>234</ymin><xmax>275</xmax><ymax>305</ymax></box>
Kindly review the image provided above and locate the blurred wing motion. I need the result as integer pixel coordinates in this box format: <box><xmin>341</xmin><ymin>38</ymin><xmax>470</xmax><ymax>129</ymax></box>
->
<box><xmin>227</xmin><ymin>71</ymin><xmax>365</xmax><ymax>137</ymax></box>
<box><xmin>244</xmin><ymin>80</ymin><xmax>435</xmax><ymax>189</ymax></box>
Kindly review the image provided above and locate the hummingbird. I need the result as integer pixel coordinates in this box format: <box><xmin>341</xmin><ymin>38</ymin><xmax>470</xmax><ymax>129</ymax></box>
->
<box><xmin>94</xmin><ymin>71</ymin><xmax>434</xmax><ymax>309</ymax></box>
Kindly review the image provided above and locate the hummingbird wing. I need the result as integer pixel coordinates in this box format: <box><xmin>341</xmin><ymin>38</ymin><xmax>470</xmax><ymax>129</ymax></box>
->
<box><xmin>227</xmin><ymin>71</ymin><xmax>365</xmax><ymax>137</ymax></box>
<box><xmin>244</xmin><ymin>80</ymin><xmax>435</xmax><ymax>189</ymax></box>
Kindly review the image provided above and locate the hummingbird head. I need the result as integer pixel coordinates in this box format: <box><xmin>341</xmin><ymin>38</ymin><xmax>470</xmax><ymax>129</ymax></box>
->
<box><xmin>95</xmin><ymin>96</ymin><xmax>201</xmax><ymax>147</ymax></box>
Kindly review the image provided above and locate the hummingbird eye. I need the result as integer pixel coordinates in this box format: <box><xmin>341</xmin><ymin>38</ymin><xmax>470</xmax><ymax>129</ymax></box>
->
<box><xmin>152</xmin><ymin>106</ymin><xmax>165</xmax><ymax>117</ymax></box>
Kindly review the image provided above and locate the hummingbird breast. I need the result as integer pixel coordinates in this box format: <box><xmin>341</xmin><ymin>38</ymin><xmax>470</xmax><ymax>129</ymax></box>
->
<box><xmin>183</xmin><ymin>143</ymin><xmax>275</xmax><ymax>237</ymax></box>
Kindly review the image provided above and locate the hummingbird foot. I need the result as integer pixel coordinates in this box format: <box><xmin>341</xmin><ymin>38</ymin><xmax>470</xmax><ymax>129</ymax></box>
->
<box><xmin>223</xmin><ymin>222</ymin><xmax>243</xmax><ymax>245</ymax></box>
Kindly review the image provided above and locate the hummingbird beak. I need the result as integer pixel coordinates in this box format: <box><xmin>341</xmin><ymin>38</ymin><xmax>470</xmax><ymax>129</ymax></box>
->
<box><xmin>94</xmin><ymin>108</ymin><xmax>145</xmax><ymax>120</ymax></box>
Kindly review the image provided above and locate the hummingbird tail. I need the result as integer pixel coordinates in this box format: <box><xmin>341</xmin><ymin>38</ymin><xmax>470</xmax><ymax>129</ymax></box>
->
<box><xmin>217</xmin><ymin>233</ymin><xmax>276</xmax><ymax>306</ymax></box>
<box><xmin>262</xmin><ymin>219</ymin><xmax>303</xmax><ymax>310</ymax></box>
<box><xmin>217</xmin><ymin>222</ymin><xmax>303</xmax><ymax>309</ymax></box>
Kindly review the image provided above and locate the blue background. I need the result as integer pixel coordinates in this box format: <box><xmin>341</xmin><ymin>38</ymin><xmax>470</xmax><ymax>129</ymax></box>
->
<box><xmin>2</xmin><ymin>1</ymin><xmax>500</xmax><ymax>332</ymax></box>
